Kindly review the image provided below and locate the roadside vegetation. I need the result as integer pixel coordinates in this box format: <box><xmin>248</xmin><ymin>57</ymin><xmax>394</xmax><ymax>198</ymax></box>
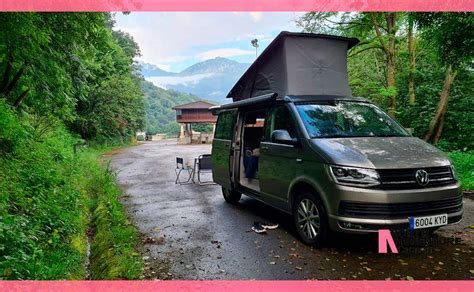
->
<box><xmin>0</xmin><ymin>99</ymin><xmax>143</xmax><ymax>280</ymax></box>
<box><xmin>80</xmin><ymin>149</ymin><xmax>143</xmax><ymax>279</ymax></box>
<box><xmin>0</xmin><ymin>13</ymin><xmax>144</xmax><ymax>279</ymax></box>
<box><xmin>449</xmin><ymin>151</ymin><xmax>474</xmax><ymax>191</ymax></box>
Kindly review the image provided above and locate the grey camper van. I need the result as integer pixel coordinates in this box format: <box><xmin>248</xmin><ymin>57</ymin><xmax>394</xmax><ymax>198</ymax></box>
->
<box><xmin>211</xmin><ymin>32</ymin><xmax>462</xmax><ymax>246</ymax></box>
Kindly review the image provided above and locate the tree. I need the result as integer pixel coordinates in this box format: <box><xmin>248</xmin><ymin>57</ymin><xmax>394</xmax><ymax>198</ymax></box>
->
<box><xmin>297</xmin><ymin>12</ymin><xmax>401</xmax><ymax>116</ymax></box>
<box><xmin>141</xmin><ymin>81</ymin><xmax>201</xmax><ymax>136</ymax></box>
<box><xmin>0</xmin><ymin>13</ymin><xmax>145</xmax><ymax>141</ymax></box>
<box><xmin>407</xmin><ymin>17</ymin><xmax>416</xmax><ymax>105</ymax></box>
<box><xmin>412</xmin><ymin>13</ymin><xmax>474</xmax><ymax>143</ymax></box>
<box><xmin>297</xmin><ymin>12</ymin><xmax>473</xmax><ymax>149</ymax></box>
<box><xmin>0</xmin><ymin>13</ymin><xmax>110</xmax><ymax>118</ymax></box>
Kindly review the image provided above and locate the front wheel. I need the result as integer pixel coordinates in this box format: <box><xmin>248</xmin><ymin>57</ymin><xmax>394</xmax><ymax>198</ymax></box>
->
<box><xmin>222</xmin><ymin>187</ymin><xmax>241</xmax><ymax>204</ymax></box>
<box><xmin>292</xmin><ymin>192</ymin><xmax>328</xmax><ymax>247</ymax></box>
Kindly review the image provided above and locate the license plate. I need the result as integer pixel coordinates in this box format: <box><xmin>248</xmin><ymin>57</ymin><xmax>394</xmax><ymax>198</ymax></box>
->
<box><xmin>409</xmin><ymin>214</ymin><xmax>448</xmax><ymax>230</ymax></box>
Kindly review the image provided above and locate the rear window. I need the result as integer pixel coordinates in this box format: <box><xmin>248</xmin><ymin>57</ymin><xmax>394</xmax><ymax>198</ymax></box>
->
<box><xmin>215</xmin><ymin>110</ymin><xmax>237</xmax><ymax>140</ymax></box>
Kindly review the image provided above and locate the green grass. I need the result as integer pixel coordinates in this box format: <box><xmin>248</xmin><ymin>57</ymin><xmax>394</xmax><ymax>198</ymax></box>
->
<box><xmin>1</xmin><ymin>111</ymin><xmax>88</xmax><ymax>279</ymax></box>
<box><xmin>0</xmin><ymin>100</ymin><xmax>143</xmax><ymax>279</ymax></box>
<box><xmin>449</xmin><ymin>151</ymin><xmax>474</xmax><ymax>191</ymax></box>
<box><xmin>80</xmin><ymin>150</ymin><xmax>143</xmax><ymax>279</ymax></box>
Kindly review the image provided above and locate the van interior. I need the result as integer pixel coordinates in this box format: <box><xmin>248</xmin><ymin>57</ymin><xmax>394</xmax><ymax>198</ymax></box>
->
<box><xmin>239</xmin><ymin>110</ymin><xmax>266</xmax><ymax>192</ymax></box>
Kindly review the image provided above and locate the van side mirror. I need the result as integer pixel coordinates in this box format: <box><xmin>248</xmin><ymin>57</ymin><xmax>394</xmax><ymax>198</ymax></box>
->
<box><xmin>271</xmin><ymin>130</ymin><xmax>298</xmax><ymax>146</ymax></box>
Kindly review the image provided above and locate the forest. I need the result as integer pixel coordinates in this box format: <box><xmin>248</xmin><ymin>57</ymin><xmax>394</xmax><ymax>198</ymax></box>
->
<box><xmin>0</xmin><ymin>13</ymin><xmax>144</xmax><ymax>280</ymax></box>
<box><xmin>297</xmin><ymin>12</ymin><xmax>473</xmax><ymax>190</ymax></box>
<box><xmin>143</xmin><ymin>80</ymin><xmax>199</xmax><ymax>135</ymax></box>
<box><xmin>0</xmin><ymin>12</ymin><xmax>473</xmax><ymax>279</ymax></box>
<box><xmin>297</xmin><ymin>12</ymin><xmax>473</xmax><ymax>150</ymax></box>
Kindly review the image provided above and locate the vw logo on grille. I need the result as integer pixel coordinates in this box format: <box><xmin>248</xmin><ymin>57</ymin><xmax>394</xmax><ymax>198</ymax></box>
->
<box><xmin>415</xmin><ymin>169</ymin><xmax>429</xmax><ymax>186</ymax></box>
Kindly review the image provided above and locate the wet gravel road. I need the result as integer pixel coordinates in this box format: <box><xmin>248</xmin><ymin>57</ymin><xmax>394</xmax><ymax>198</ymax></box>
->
<box><xmin>107</xmin><ymin>140</ymin><xmax>474</xmax><ymax>280</ymax></box>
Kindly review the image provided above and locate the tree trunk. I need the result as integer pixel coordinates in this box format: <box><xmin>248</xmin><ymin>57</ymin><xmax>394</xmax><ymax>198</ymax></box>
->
<box><xmin>13</xmin><ymin>89</ymin><xmax>29</xmax><ymax>108</ymax></box>
<box><xmin>387</xmin><ymin>52</ymin><xmax>396</xmax><ymax>116</ymax></box>
<box><xmin>433</xmin><ymin>114</ymin><xmax>445</xmax><ymax>144</ymax></box>
<box><xmin>424</xmin><ymin>65</ymin><xmax>457</xmax><ymax>142</ymax></box>
<box><xmin>4</xmin><ymin>61</ymin><xmax>28</xmax><ymax>97</ymax></box>
<box><xmin>385</xmin><ymin>13</ymin><xmax>397</xmax><ymax>117</ymax></box>
<box><xmin>407</xmin><ymin>19</ymin><xmax>416</xmax><ymax>105</ymax></box>
<box><xmin>1</xmin><ymin>51</ymin><xmax>13</xmax><ymax>93</ymax></box>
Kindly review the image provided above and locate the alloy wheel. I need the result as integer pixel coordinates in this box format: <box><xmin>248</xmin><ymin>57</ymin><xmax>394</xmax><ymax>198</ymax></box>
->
<box><xmin>296</xmin><ymin>198</ymin><xmax>320</xmax><ymax>240</ymax></box>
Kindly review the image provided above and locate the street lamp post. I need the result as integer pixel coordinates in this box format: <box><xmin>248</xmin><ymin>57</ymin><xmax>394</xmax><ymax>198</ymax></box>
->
<box><xmin>251</xmin><ymin>38</ymin><xmax>259</xmax><ymax>58</ymax></box>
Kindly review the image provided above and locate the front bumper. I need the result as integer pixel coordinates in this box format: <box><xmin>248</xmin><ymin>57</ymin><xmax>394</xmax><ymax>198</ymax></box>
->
<box><xmin>324</xmin><ymin>182</ymin><xmax>463</xmax><ymax>233</ymax></box>
<box><xmin>330</xmin><ymin>210</ymin><xmax>463</xmax><ymax>233</ymax></box>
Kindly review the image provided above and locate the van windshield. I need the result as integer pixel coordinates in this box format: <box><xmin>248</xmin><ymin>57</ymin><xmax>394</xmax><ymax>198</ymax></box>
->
<box><xmin>296</xmin><ymin>102</ymin><xmax>409</xmax><ymax>138</ymax></box>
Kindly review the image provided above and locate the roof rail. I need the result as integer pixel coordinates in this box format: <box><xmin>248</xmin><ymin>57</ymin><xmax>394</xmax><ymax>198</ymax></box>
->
<box><xmin>210</xmin><ymin>93</ymin><xmax>278</xmax><ymax>114</ymax></box>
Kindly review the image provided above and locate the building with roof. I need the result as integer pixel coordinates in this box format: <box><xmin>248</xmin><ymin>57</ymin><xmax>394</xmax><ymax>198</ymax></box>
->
<box><xmin>172</xmin><ymin>101</ymin><xmax>217</xmax><ymax>144</ymax></box>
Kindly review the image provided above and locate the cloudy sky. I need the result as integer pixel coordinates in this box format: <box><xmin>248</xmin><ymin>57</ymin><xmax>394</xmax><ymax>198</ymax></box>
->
<box><xmin>115</xmin><ymin>12</ymin><xmax>303</xmax><ymax>72</ymax></box>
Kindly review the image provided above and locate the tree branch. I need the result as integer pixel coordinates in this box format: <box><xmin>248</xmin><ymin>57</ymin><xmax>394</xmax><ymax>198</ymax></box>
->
<box><xmin>4</xmin><ymin>61</ymin><xmax>28</xmax><ymax>97</ymax></box>
<box><xmin>349</xmin><ymin>45</ymin><xmax>384</xmax><ymax>57</ymax></box>
<box><xmin>370</xmin><ymin>14</ymin><xmax>388</xmax><ymax>53</ymax></box>
<box><xmin>1</xmin><ymin>50</ymin><xmax>13</xmax><ymax>93</ymax></box>
<box><xmin>13</xmin><ymin>89</ymin><xmax>30</xmax><ymax>108</ymax></box>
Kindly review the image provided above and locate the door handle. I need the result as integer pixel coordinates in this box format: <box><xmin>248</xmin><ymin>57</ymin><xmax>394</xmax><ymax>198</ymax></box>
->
<box><xmin>296</xmin><ymin>158</ymin><xmax>303</xmax><ymax>162</ymax></box>
<box><xmin>260</xmin><ymin>146</ymin><xmax>268</xmax><ymax>150</ymax></box>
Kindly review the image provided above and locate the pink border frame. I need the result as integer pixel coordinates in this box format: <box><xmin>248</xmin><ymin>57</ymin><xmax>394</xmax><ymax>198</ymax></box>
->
<box><xmin>0</xmin><ymin>0</ymin><xmax>472</xmax><ymax>290</ymax></box>
<box><xmin>1</xmin><ymin>280</ymin><xmax>473</xmax><ymax>291</ymax></box>
<box><xmin>0</xmin><ymin>0</ymin><xmax>473</xmax><ymax>12</ymax></box>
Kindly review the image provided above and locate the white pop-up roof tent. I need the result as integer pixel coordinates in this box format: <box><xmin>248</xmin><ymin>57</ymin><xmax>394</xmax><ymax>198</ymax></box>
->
<box><xmin>227</xmin><ymin>32</ymin><xmax>359</xmax><ymax>102</ymax></box>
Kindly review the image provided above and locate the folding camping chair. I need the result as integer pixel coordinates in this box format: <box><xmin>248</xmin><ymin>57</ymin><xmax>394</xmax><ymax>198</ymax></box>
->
<box><xmin>192</xmin><ymin>154</ymin><xmax>216</xmax><ymax>186</ymax></box>
<box><xmin>175</xmin><ymin>157</ymin><xmax>194</xmax><ymax>185</ymax></box>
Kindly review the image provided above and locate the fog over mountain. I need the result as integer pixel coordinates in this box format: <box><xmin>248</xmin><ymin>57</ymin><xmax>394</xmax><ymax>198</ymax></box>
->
<box><xmin>139</xmin><ymin>57</ymin><xmax>250</xmax><ymax>104</ymax></box>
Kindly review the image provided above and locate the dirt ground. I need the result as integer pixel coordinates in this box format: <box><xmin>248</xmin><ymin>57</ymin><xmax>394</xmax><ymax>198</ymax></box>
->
<box><xmin>106</xmin><ymin>140</ymin><xmax>474</xmax><ymax>280</ymax></box>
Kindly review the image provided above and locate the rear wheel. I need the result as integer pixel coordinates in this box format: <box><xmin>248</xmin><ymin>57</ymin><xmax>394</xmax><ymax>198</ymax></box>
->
<box><xmin>222</xmin><ymin>187</ymin><xmax>241</xmax><ymax>204</ymax></box>
<box><xmin>292</xmin><ymin>192</ymin><xmax>328</xmax><ymax>247</ymax></box>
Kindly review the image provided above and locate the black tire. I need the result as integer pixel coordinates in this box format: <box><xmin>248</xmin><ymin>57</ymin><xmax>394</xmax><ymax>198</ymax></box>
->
<box><xmin>222</xmin><ymin>187</ymin><xmax>241</xmax><ymax>204</ymax></box>
<box><xmin>292</xmin><ymin>192</ymin><xmax>329</xmax><ymax>247</ymax></box>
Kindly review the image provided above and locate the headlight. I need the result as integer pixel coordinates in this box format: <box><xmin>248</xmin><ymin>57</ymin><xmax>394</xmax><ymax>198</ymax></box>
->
<box><xmin>329</xmin><ymin>165</ymin><xmax>381</xmax><ymax>187</ymax></box>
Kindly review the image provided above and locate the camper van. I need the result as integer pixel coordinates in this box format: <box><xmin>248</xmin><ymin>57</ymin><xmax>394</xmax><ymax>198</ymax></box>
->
<box><xmin>211</xmin><ymin>32</ymin><xmax>462</xmax><ymax>246</ymax></box>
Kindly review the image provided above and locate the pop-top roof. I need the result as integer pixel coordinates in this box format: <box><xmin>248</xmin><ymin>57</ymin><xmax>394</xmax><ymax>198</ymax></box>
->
<box><xmin>172</xmin><ymin>100</ymin><xmax>216</xmax><ymax>110</ymax></box>
<box><xmin>227</xmin><ymin>32</ymin><xmax>359</xmax><ymax>101</ymax></box>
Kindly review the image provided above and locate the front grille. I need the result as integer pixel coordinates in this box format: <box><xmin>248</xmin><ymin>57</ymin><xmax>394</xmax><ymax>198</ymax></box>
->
<box><xmin>339</xmin><ymin>196</ymin><xmax>463</xmax><ymax>219</ymax></box>
<box><xmin>377</xmin><ymin>166</ymin><xmax>456</xmax><ymax>190</ymax></box>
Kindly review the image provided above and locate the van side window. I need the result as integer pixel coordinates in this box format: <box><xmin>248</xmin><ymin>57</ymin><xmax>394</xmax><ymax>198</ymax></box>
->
<box><xmin>265</xmin><ymin>106</ymin><xmax>298</xmax><ymax>141</ymax></box>
<box><xmin>215</xmin><ymin>111</ymin><xmax>237</xmax><ymax>140</ymax></box>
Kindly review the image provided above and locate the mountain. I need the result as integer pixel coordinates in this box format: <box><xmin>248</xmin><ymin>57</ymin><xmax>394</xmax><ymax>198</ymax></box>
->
<box><xmin>143</xmin><ymin>57</ymin><xmax>250</xmax><ymax>104</ymax></box>
<box><xmin>142</xmin><ymin>80</ymin><xmax>200</xmax><ymax>135</ymax></box>
<box><xmin>139</xmin><ymin>62</ymin><xmax>176</xmax><ymax>77</ymax></box>
<box><xmin>179</xmin><ymin>57</ymin><xmax>248</xmax><ymax>76</ymax></box>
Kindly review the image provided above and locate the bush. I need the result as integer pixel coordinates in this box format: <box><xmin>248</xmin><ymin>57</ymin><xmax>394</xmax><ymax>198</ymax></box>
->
<box><xmin>1</xmin><ymin>101</ymin><xmax>87</xmax><ymax>279</ymax></box>
<box><xmin>449</xmin><ymin>151</ymin><xmax>474</xmax><ymax>191</ymax></box>
<box><xmin>0</xmin><ymin>100</ymin><xmax>143</xmax><ymax>279</ymax></box>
